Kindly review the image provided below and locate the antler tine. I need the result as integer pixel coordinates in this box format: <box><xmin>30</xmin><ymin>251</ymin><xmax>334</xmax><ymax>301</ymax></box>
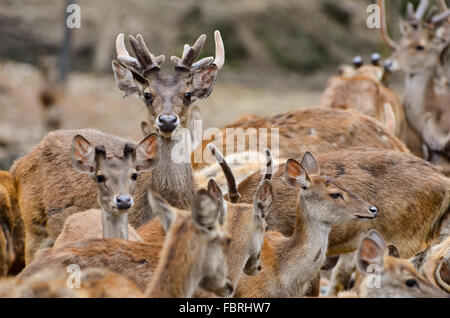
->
<box><xmin>172</xmin><ymin>34</ymin><xmax>207</xmax><ymax>71</ymax></box>
<box><xmin>425</xmin><ymin>5</ymin><xmax>440</xmax><ymax>23</ymax></box>
<box><xmin>127</xmin><ymin>34</ymin><xmax>162</xmax><ymax>76</ymax></box>
<box><xmin>415</xmin><ymin>0</ymin><xmax>429</xmax><ymax>21</ymax></box>
<box><xmin>406</xmin><ymin>3</ymin><xmax>416</xmax><ymax>20</ymax></box>
<box><xmin>213</xmin><ymin>30</ymin><xmax>225</xmax><ymax>70</ymax></box>
<box><xmin>431</xmin><ymin>9</ymin><xmax>450</xmax><ymax>24</ymax></box>
<box><xmin>378</xmin><ymin>0</ymin><xmax>399</xmax><ymax>50</ymax></box>
<box><xmin>116</xmin><ymin>33</ymin><xmax>130</xmax><ymax>57</ymax></box>
<box><xmin>438</xmin><ymin>0</ymin><xmax>448</xmax><ymax>11</ymax></box>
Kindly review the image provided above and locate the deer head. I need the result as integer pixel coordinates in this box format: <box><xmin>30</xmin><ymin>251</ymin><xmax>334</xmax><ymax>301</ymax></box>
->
<box><xmin>112</xmin><ymin>31</ymin><xmax>224</xmax><ymax>139</ymax></box>
<box><xmin>284</xmin><ymin>151</ymin><xmax>378</xmax><ymax>223</ymax></box>
<box><xmin>71</xmin><ymin>133</ymin><xmax>158</xmax><ymax>214</ymax></box>
<box><xmin>147</xmin><ymin>190</ymin><xmax>233</xmax><ymax>297</ymax></box>
<box><xmin>356</xmin><ymin>230</ymin><xmax>448</xmax><ymax>298</ymax></box>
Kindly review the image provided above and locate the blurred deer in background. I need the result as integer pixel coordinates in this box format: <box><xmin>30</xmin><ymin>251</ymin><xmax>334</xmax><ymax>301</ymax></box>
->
<box><xmin>37</xmin><ymin>56</ymin><xmax>64</xmax><ymax>134</ymax></box>
<box><xmin>380</xmin><ymin>0</ymin><xmax>450</xmax><ymax>175</ymax></box>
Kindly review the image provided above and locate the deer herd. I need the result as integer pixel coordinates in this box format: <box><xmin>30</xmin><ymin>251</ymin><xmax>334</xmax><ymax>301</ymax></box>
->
<box><xmin>0</xmin><ymin>0</ymin><xmax>449</xmax><ymax>298</ymax></box>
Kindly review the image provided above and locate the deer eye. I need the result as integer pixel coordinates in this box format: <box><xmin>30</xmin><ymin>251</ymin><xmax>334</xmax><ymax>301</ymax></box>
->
<box><xmin>131</xmin><ymin>173</ymin><xmax>138</xmax><ymax>181</ymax></box>
<box><xmin>225</xmin><ymin>238</ymin><xmax>233</xmax><ymax>246</ymax></box>
<box><xmin>184</xmin><ymin>92</ymin><xmax>192</xmax><ymax>100</ymax></box>
<box><xmin>405</xmin><ymin>279</ymin><xmax>419</xmax><ymax>288</ymax></box>
<box><xmin>143</xmin><ymin>92</ymin><xmax>153</xmax><ymax>104</ymax></box>
<box><xmin>416</xmin><ymin>45</ymin><xmax>425</xmax><ymax>51</ymax></box>
<box><xmin>329</xmin><ymin>193</ymin><xmax>342</xmax><ymax>200</ymax></box>
<box><xmin>96</xmin><ymin>175</ymin><xmax>105</xmax><ymax>183</ymax></box>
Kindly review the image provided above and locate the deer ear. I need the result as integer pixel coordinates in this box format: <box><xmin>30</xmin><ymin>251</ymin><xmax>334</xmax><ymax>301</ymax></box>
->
<box><xmin>383</xmin><ymin>103</ymin><xmax>396</xmax><ymax>136</ymax></box>
<box><xmin>191</xmin><ymin>65</ymin><xmax>219</xmax><ymax>99</ymax></box>
<box><xmin>140</xmin><ymin>121</ymin><xmax>152</xmax><ymax>137</ymax></box>
<box><xmin>409</xmin><ymin>246</ymin><xmax>430</xmax><ymax>269</ymax></box>
<box><xmin>148</xmin><ymin>191</ymin><xmax>175</xmax><ymax>233</ymax></box>
<box><xmin>112</xmin><ymin>59</ymin><xmax>142</xmax><ymax>98</ymax></box>
<box><xmin>254</xmin><ymin>180</ymin><xmax>273</xmax><ymax>219</ymax></box>
<box><xmin>192</xmin><ymin>189</ymin><xmax>219</xmax><ymax>230</ymax></box>
<box><xmin>436</xmin><ymin>255</ymin><xmax>450</xmax><ymax>288</ymax></box>
<box><xmin>356</xmin><ymin>230</ymin><xmax>385</xmax><ymax>274</ymax></box>
<box><xmin>300</xmin><ymin>151</ymin><xmax>320</xmax><ymax>176</ymax></box>
<box><xmin>71</xmin><ymin>135</ymin><xmax>97</xmax><ymax>174</ymax></box>
<box><xmin>133</xmin><ymin>133</ymin><xmax>158</xmax><ymax>171</ymax></box>
<box><xmin>207</xmin><ymin>179</ymin><xmax>227</xmax><ymax>225</ymax></box>
<box><xmin>284</xmin><ymin>158</ymin><xmax>310</xmax><ymax>189</ymax></box>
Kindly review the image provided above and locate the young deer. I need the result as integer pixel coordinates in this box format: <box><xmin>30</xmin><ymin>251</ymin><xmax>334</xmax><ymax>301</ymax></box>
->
<box><xmin>138</xmin><ymin>145</ymin><xmax>274</xmax><ymax>294</ymax></box>
<box><xmin>237</xmin><ymin>148</ymin><xmax>450</xmax><ymax>259</ymax></box>
<box><xmin>380</xmin><ymin>0</ymin><xmax>450</xmax><ymax>175</ymax></box>
<box><xmin>234</xmin><ymin>153</ymin><xmax>377</xmax><ymax>297</ymax></box>
<box><xmin>0</xmin><ymin>171</ymin><xmax>24</xmax><ymax>277</ymax></box>
<box><xmin>341</xmin><ymin>230</ymin><xmax>448</xmax><ymax>298</ymax></box>
<box><xmin>18</xmin><ymin>189</ymin><xmax>233</xmax><ymax>298</ymax></box>
<box><xmin>53</xmin><ymin>133</ymin><xmax>159</xmax><ymax>246</ymax></box>
<box><xmin>11</xmin><ymin>30</ymin><xmax>225</xmax><ymax>264</ymax></box>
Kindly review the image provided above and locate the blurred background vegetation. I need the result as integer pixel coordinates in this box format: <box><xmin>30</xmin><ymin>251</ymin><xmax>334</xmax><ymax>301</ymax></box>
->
<box><xmin>0</xmin><ymin>0</ymin><xmax>446</xmax><ymax>169</ymax></box>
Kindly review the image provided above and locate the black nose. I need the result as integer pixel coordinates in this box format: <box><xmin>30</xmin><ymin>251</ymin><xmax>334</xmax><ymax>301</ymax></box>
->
<box><xmin>368</xmin><ymin>206</ymin><xmax>378</xmax><ymax>216</ymax></box>
<box><xmin>157</xmin><ymin>115</ymin><xmax>178</xmax><ymax>133</ymax></box>
<box><xmin>115</xmin><ymin>195</ymin><xmax>133</xmax><ymax>209</ymax></box>
<box><xmin>384</xmin><ymin>60</ymin><xmax>393</xmax><ymax>72</ymax></box>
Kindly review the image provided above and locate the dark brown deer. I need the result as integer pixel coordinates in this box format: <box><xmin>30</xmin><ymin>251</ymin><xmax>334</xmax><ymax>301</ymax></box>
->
<box><xmin>10</xmin><ymin>30</ymin><xmax>225</xmax><ymax>264</ymax></box>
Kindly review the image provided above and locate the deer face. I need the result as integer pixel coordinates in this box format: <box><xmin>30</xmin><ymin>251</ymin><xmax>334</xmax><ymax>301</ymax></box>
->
<box><xmin>71</xmin><ymin>134</ymin><xmax>158</xmax><ymax>215</ymax></box>
<box><xmin>285</xmin><ymin>152</ymin><xmax>378</xmax><ymax>224</ymax></box>
<box><xmin>357</xmin><ymin>231</ymin><xmax>448</xmax><ymax>298</ymax></box>
<box><xmin>112</xmin><ymin>31</ymin><xmax>224</xmax><ymax>139</ymax></box>
<box><xmin>243</xmin><ymin>180</ymin><xmax>273</xmax><ymax>276</ymax></box>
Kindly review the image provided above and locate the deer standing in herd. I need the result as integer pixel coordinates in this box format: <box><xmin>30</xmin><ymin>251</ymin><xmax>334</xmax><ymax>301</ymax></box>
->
<box><xmin>0</xmin><ymin>0</ymin><xmax>449</xmax><ymax>299</ymax></box>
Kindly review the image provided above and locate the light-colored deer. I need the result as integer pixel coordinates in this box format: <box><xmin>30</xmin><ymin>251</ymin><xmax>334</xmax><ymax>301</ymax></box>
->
<box><xmin>10</xmin><ymin>30</ymin><xmax>225</xmax><ymax>265</ymax></box>
<box><xmin>234</xmin><ymin>152</ymin><xmax>377</xmax><ymax>297</ymax></box>
<box><xmin>17</xmin><ymin>189</ymin><xmax>233</xmax><ymax>298</ymax></box>
<box><xmin>339</xmin><ymin>230</ymin><xmax>448</xmax><ymax>298</ymax></box>
<box><xmin>380</xmin><ymin>0</ymin><xmax>450</xmax><ymax>175</ymax></box>
<box><xmin>320</xmin><ymin>55</ymin><xmax>406</xmax><ymax>141</ymax></box>
<box><xmin>53</xmin><ymin>133</ymin><xmax>159</xmax><ymax>246</ymax></box>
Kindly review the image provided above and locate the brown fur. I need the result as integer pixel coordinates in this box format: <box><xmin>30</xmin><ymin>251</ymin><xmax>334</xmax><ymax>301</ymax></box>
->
<box><xmin>54</xmin><ymin>209</ymin><xmax>143</xmax><ymax>248</ymax></box>
<box><xmin>0</xmin><ymin>267</ymin><xmax>142</xmax><ymax>298</ymax></box>
<box><xmin>237</xmin><ymin>148</ymin><xmax>450</xmax><ymax>258</ymax></box>
<box><xmin>18</xmin><ymin>191</ymin><xmax>231</xmax><ymax>298</ymax></box>
<box><xmin>10</xmin><ymin>128</ymin><xmax>195</xmax><ymax>264</ymax></box>
<box><xmin>319</xmin><ymin>75</ymin><xmax>423</xmax><ymax>157</ymax></box>
<box><xmin>0</xmin><ymin>171</ymin><xmax>24</xmax><ymax>276</ymax></box>
<box><xmin>192</xmin><ymin>107</ymin><xmax>409</xmax><ymax>171</ymax></box>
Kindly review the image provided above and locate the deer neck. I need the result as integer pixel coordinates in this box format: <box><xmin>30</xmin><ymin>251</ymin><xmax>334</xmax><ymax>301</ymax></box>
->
<box><xmin>151</xmin><ymin>135</ymin><xmax>196</xmax><ymax>210</ymax></box>
<box><xmin>403</xmin><ymin>66</ymin><xmax>437</xmax><ymax>136</ymax></box>
<box><xmin>146</xmin><ymin>224</ymin><xmax>201</xmax><ymax>298</ymax></box>
<box><xmin>101</xmin><ymin>207</ymin><xmax>128</xmax><ymax>240</ymax></box>
<box><xmin>277</xmin><ymin>195</ymin><xmax>330</xmax><ymax>294</ymax></box>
